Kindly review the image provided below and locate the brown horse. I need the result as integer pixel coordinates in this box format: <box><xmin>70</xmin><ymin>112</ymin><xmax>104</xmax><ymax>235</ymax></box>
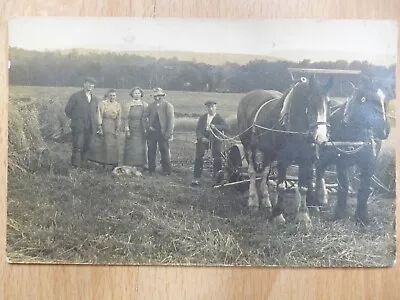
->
<box><xmin>237</xmin><ymin>76</ymin><xmax>333</xmax><ymax>229</ymax></box>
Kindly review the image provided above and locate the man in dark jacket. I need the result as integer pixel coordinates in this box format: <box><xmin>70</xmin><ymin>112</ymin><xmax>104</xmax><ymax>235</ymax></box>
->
<box><xmin>64</xmin><ymin>76</ymin><xmax>99</xmax><ymax>168</ymax></box>
<box><xmin>191</xmin><ymin>101</ymin><xmax>230</xmax><ymax>186</ymax></box>
<box><xmin>147</xmin><ymin>87</ymin><xmax>175</xmax><ymax>175</ymax></box>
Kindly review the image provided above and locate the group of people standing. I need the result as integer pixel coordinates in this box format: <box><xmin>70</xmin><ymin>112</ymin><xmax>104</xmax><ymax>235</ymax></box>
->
<box><xmin>64</xmin><ymin>76</ymin><xmax>230</xmax><ymax>183</ymax></box>
<box><xmin>64</xmin><ymin>77</ymin><xmax>175</xmax><ymax>175</ymax></box>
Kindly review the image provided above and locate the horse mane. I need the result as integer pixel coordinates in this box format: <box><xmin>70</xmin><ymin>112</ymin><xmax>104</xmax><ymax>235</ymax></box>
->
<box><xmin>278</xmin><ymin>85</ymin><xmax>295</xmax><ymax>126</ymax></box>
<box><xmin>280</xmin><ymin>81</ymin><xmax>310</xmax><ymax>130</ymax></box>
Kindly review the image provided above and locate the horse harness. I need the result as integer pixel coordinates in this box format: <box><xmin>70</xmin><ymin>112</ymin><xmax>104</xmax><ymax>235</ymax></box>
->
<box><xmin>251</xmin><ymin>84</ymin><xmax>327</xmax><ymax>139</ymax></box>
<box><xmin>325</xmin><ymin>98</ymin><xmax>378</xmax><ymax>156</ymax></box>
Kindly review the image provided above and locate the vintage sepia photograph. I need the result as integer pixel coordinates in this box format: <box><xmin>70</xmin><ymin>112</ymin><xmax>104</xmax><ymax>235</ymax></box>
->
<box><xmin>7</xmin><ymin>17</ymin><xmax>397</xmax><ymax>267</ymax></box>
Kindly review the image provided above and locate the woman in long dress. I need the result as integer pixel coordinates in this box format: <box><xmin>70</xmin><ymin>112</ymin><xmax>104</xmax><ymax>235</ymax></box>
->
<box><xmin>123</xmin><ymin>87</ymin><xmax>149</xmax><ymax>170</ymax></box>
<box><xmin>89</xmin><ymin>89</ymin><xmax>121</xmax><ymax>169</ymax></box>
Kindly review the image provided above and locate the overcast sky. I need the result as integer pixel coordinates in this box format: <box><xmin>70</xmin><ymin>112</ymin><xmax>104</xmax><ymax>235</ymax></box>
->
<box><xmin>8</xmin><ymin>17</ymin><xmax>398</xmax><ymax>66</ymax></box>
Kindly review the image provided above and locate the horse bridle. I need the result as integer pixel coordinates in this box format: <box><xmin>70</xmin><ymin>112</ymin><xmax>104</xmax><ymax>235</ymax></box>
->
<box><xmin>251</xmin><ymin>80</ymin><xmax>330</xmax><ymax>143</ymax></box>
<box><xmin>343</xmin><ymin>92</ymin><xmax>388</xmax><ymax>134</ymax></box>
<box><xmin>303</xmin><ymin>94</ymin><xmax>330</xmax><ymax>140</ymax></box>
<box><xmin>323</xmin><ymin>92</ymin><xmax>388</xmax><ymax>155</ymax></box>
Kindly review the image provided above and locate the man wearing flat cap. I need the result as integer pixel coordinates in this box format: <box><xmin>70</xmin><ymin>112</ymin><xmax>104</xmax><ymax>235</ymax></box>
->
<box><xmin>191</xmin><ymin>100</ymin><xmax>230</xmax><ymax>186</ymax></box>
<box><xmin>147</xmin><ymin>87</ymin><xmax>175</xmax><ymax>175</ymax></box>
<box><xmin>65</xmin><ymin>76</ymin><xmax>100</xmax><ymax>168</ymax></box>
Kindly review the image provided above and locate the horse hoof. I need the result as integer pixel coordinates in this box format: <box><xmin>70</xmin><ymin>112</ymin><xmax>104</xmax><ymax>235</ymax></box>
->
<box><xmin>271</xmin><ymin>214</ymin><xmax>286</xmax><ymax>226</ymax></box>
<box><xmin>297</xmin><ymin>222</ymin><xmax>312</xmax><ymax>233</ymax></box>
<box><xmin>249</xmin><ymin>205</ymin><xmax>259</xmax><ymax>214</ymax></box>
<box><xmin>355</xmin><ymin>213</ymin><xmax>370</xmax><ymax>226</ymax></box>
<box><xmin>261</xmin><ymin>206</ymin><xmax>272</xmax><ymax>218</ymax></box>
<box><xmin>295</xmin><ymin>212</ymin><xmax>312</xmax><ymax>231</ymax></box>
<box><xmin>318</xmin><ymin>197</ymin><xmax>328</xmax><ymax>207</ymax></box>
<box><xmin>334</xmin><ymin>209</ymin><xmax>348</xmax><ymax>221</ymax></box>
<box><xmin>308</xmin><ymin>206</ymin><xmax>320</xmax><ymax>215</ymax></box>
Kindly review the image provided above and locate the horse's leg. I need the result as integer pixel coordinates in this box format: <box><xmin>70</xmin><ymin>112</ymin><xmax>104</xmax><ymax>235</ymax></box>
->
<box><xmin>334</xmin><ymin>161</ymin><xmax>349</xmax><ymax>220</ymax></box>
<box><xmin>295</xmin><ymin>163</ymin><xmax>312</xmax><ymax>230</ymax></box>
<box><xmin>315</xmin><ymin>152</ymin><xmax>331</xmax><ymax>206</ymax></box>
<box><xmin>315</xmin><ymin>176</ymin><xmax>328</xmax><ymax>206</ymax></box>
<box><xmin>247</xmin><ymin>150</ymin><xmax>259</xmax><ymax>212</ymax></box>
<box><xmin>271</xmin><ymin>160</ymin><xmax>288</xmax><ymax>225</ymax></box>
<box><xmin>305</xmin><ymin>163</ymin><xmax>320</xmax><ymax>214</ymax></box>
<box><xmin>259</xmin><ymin>165</ymin><xmax>272</xmax><ymax>216</ymax></box>
<box><xmin>355</xmin><ymin>154</ymin><xmax>375</xmax><ymax>225</ymax></box>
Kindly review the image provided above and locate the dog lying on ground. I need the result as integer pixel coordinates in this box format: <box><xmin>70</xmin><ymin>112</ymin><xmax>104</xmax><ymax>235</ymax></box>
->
<box><xmin>112</xmin><ymin>166</ymin><xmax>143</xmax><ymax>177</ymax></box>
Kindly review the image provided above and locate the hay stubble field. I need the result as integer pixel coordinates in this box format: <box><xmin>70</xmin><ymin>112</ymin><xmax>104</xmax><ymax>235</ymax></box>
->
<box><xmin>6</xmin><ymin>85</ymin><xmax>396</xmax><ymax>267</ymax></box>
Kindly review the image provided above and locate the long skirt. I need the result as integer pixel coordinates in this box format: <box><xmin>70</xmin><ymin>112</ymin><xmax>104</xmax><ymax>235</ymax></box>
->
<box><xmin>123</xmin><ymin>129</ymin><xmax>147</xmax><ymax>167</ymax></box>
<box><xmin>88</xmin><ymin>119</ymin><xmax>119</xmax><ymax>165</ymax></box>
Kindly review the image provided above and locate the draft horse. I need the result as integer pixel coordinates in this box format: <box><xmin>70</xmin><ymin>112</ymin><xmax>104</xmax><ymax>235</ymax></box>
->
<box><xmin>315</xmin><ymin>77</ymin><xmax>390</xmax><ymax>225</ymax></box>
<box><xmin>237</xmin><ymin>76</ymin><xmax>333</xmax><ymax>229</ymax></box>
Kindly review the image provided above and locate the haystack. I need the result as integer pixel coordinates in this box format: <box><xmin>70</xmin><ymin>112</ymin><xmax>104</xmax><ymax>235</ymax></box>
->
<box><xmin>374</xmin><ymin>135</ymin><xmax>396</xmax><ymax>195</ymax></box>
<box><xmin>8</xmin><ymin>98</ymin><xmax>51</xmax><ymax>174</ymax></box>
<box><xmin>36</xmin><ymin>97</ymin><xmax>70</xmax><ymax>141</ymax></box>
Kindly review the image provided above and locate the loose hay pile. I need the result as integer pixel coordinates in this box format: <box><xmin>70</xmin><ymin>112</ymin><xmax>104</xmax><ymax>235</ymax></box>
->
<box><xmin>374</xmin><ymin>135</ymin><xmax>396</xmax><ymax>195</ymax></box>
<box><xmin>8</xmin><ymin>98</ymin><xmax>52</xmax><ymax>174</ymax></box>
<box><xmin>36</xmin><ymin>97</ymin><xmax>70</xmax><ymax>141</ymax></box>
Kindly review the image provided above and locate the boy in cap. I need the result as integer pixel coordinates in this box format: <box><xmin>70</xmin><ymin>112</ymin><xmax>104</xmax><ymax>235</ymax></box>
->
<box><xmin>191</xmin><ymin>100</ymin><xmax>230</xmax><ymax>186</ymax></box>
<box><xmin>147</xmin><ymin>88</ymin><xmax>175</xmax><ymax>175</ymax></box>
<box><xmin>65</xmin><ymin>76</ymin><xmax>100</xmax><ymax>168</ymax></box>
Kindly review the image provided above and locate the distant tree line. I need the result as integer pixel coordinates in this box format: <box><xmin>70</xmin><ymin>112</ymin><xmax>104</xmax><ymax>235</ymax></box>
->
<box><xmin>9</xmin><ymin>47</ymin><xmax>396</xmax><ymax>97</ymax></box>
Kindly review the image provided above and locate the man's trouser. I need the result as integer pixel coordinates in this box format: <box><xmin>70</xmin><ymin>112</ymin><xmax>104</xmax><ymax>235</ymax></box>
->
<box><xmin>193</xmin><ymin>138</ymin><xmax>222</xmax><ymax>179</ymax></box>
<box><xmin>71</xmin><ymin>126</ymin><xmax>92</xmax><ymax>167</ymax></box>
<box><xmin>147</xmin><ymin>134</ymin><xmax>172</xmax><ymax>174</ymax></box>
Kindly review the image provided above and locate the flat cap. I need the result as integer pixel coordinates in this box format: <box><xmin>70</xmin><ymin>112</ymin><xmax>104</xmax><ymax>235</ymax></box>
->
<box><xmin>84</xmin><ymin>76</ymin><xmax>97</xmax><ymax>84</ymax></box>
<box><xmin>152</xmin><ymin>87</ymin><xmax>166</xmax><ymax>97</ymax></box>
<box><xmin>204</xmin><ymin>100</ymin><xmax>217</xmax><ymax>106</ymax></box>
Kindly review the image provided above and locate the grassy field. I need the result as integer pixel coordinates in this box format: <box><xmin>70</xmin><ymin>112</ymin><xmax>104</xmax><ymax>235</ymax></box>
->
<box><xmin>9</xmin><ymin>85</ymin><xmax>396</xmax><ymax>118</ymax></box>
<box><xmin>6</xmin><ymin>85</ymin><xmax>396</xmax><ymax>267</ymax></box>
<box><xmin>9</xmin><ymin>85</ymin><xmax>243</xmax><ymax>117</ymax></box>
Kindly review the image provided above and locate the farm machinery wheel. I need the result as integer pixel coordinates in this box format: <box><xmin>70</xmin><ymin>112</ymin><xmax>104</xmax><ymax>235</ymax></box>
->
<box><xmin>225</xmin><ymin>145</ymin><xmax>249</xmax><ymax>193</ymax></box>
